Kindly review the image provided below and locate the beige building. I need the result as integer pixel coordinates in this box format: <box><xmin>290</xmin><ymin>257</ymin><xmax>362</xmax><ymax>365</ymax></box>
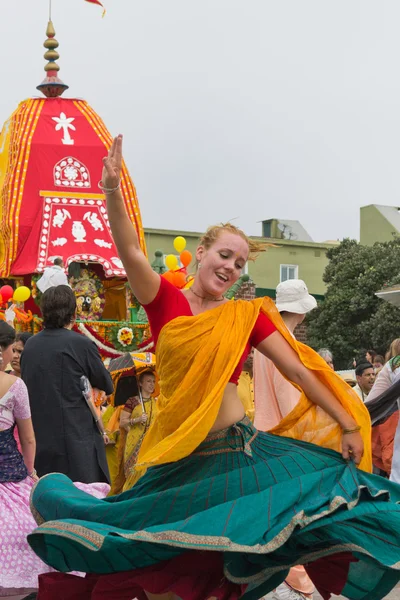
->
<box><xmin>360</xmin><ymin>204</ymin><xmax>400</xmax><ymax>307</ymax></box>
<box><xmin>144</xmin><ymin>218</ymin><xmax>339</xmax><ymax>299</ymax></box>
<box><xmin>360</xmin><ymin>204</ymin><xmax>400</xmax><ymax>246</ymax></box>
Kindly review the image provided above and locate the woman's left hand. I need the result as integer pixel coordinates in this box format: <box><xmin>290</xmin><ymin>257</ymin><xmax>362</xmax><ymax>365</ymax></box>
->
<box><xmin>29</xmin><ymin>470</ymin><xmax>39</xmax><ymax>482</ymax></box>
<box><xmin>342</xmin><ymin>431</ymin><xmax>364</xmax><ymax>465</ymax></box>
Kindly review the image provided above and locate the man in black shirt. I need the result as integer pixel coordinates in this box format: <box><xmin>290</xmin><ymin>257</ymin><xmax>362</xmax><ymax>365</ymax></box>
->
<box><xmin>22</xmin><ymin>285</ymin><xmax>113</xmax><ymax>483</ymax></box>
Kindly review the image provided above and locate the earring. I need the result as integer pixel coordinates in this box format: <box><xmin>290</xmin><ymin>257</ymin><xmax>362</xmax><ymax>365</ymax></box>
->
<box><xmin>198</xmin><ymin>263</ymin><xmax>202</xmax><ymax>269</ymax></box>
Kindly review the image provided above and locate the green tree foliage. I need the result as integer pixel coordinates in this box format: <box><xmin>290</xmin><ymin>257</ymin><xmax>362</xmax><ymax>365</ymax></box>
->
<box><xmin>307</xmin><ymin>238</ymin><xmax>400</xmax><ymax>369</ymax></box>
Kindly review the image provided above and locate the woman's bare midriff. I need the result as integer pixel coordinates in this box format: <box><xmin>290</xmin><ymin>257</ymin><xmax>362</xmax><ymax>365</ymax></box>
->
<box><xmin>209</xmin><ymin>382</ymin><xmax>246</xmax><ymax>432</ymax></box>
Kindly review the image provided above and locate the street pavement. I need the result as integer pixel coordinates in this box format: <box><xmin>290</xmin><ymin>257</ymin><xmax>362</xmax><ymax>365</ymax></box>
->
<box><xmin>314</xmin><ymin>592</ymin><xmax>400</xmax><ymax>600</ymax></box>
<box><xmin>264</xmin><ymin>585</ymin><xmax>400</xmax><ymax>599</ymax></box>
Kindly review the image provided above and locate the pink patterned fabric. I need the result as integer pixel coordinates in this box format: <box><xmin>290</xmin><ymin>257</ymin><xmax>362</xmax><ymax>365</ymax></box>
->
<box><xmin>0</xmin><ymin>375</ymin><xmax>109</xmax><ymax>594</ymax></box>
<box><xmin>0</xmin><ymin>476</ymin><xmax>110</xmax><ymax>595</ymax></box>
<box><xmin>0</xmin><ymin>378</ymin><xmax>31</xmax><ymax>429</ymax></box>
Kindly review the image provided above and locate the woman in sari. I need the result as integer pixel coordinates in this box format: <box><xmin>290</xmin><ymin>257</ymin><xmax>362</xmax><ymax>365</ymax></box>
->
<box><xmin>111</xmin><ymin>370</ymin><xmax>157</xmax><ymax>494</ymax></box>
<box><xmin>366</xmin><ymin>341</ymin><xmax>400</xmax><ymax>480</ymax></box>
<box><xmin>0</xmin><ymin>323</ymin><xmax>109</xmax><ymax>599</ymax></box>
<box><xmin>28</xmin><ymin>136</ymin><xmax>400</xmax><ymax>600</ymax></box>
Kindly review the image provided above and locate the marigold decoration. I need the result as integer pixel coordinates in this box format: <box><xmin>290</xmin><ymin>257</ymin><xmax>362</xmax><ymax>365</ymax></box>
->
<box><xmin>0</xmin><ymin>307</ymin><xmax>33</xmax><ymax>324</ymax></box>
<box><xmin>117</xmin><ymin>327</ymin><xmax>134</xmax><ymax>347</ymax></box>
<box><xmin>31</xmin><ymin>275</ymin><xmax>42</xmax><ymax>307</ymax></box>
<box><xmin>112</xmin><ymin>322</ymin><xmax>139</xmax><ymax>352</ymax></box>
<box><xmin>74</xmin><ymin>323</ymin><xmax>123</xmax><ymax>359</ymax></box>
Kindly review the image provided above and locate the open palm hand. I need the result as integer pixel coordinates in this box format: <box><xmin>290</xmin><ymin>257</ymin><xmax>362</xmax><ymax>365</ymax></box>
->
<box><xmin>101</xmin><ymin>134</ymin><xmax>123</xmax><ymax>189</ymax></box>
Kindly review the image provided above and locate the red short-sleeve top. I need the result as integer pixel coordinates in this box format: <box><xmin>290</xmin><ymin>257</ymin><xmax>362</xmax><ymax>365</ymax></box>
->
<box><xmin>143</xmin><ymin>277</ymin><xmax>277</xmax><ymax>384</ymax></box>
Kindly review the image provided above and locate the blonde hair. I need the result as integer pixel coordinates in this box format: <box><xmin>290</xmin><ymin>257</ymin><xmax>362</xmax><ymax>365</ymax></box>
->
<box><xmin>198</xmin><ymin>222</ymin><xmax>271</xmax><ymax>262</ymax></box>
<box><xmin>386</xmin><ymin>338</ymin><xmax>400</xmax><ymax>365</ymax></box>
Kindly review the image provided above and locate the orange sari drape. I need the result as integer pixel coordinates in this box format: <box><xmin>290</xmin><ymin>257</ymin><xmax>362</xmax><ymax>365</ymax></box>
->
<box><xmin>135</xmin><ymin>298</ymin><xmax>372</xmax><ymax>476</ymax></box>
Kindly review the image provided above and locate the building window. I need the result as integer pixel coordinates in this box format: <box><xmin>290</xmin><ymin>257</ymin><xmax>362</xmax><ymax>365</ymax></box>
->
<box><xmin>262</xmin><ymin>221</ymin><xmax>272</xmax><ymax>238</ymax></box>
<box><xmin>280</xmin><ymin>264</ymin><xmax>298</xmax><ymax>282</ymax></box>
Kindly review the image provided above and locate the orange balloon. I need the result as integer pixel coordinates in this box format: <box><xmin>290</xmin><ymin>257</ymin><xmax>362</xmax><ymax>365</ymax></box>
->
<box><xmin>173</xmin><ymin>272</ymin><xmax>187</xmax><ymax>289</ymax></box>
<box><xmin>162</xmin><ymin>271</ymin><xmax>176</xmax><ymax>284</ymax></box>
<box><xmin>180</xmin><ymin>250</ymin><xmax>192</xmax><ymax>268</ymax></box>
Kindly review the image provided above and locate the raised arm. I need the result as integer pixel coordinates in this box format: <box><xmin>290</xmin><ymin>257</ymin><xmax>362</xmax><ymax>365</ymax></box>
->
<box><xmin>257</xmin><ymin>331</ymin><xmax>364</xmax><ymax>465</ymax></box>
<box><xmin>102</xmin><ymin>135</ymin><xmax>160</xmax><ymax>304</ymax></box>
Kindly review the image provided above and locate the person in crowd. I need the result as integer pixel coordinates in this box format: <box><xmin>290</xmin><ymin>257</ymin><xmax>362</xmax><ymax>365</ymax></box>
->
<box><xmin>0</xmin><ymin>321</ymin><xmax>38</xmax><ymax>598</ymax></box>
<box><xmin>254</xmin><ymin>279</ymin><xmax>317</xmax><ymax>600</ymax></box>
<box><xmin>28</xmin><ymin>136</ymin><xmax>400</xmax><ymax>600</ymax></box>
<box><xmin>10</xmin><ymin>332</ymin><xmax>33</xmax><ymax>377</ymax></box>
<box><xmin>354</xmin><ymin>362</ymin><xmax>376</xmax><ymax>401</ymax></box>
<box><xmin>21</xmin><ymin>285</ymin><xmax>113</xmax><ymax>483</ymax></box>
<box><xmin>112</xmin><ymin>369</ymin><xmax>158</xmax><ymax>493</ymax></box>
<box><xmin>9</xmin><ymin>332</ymin><xmax>33</xmax><ymax>453</ymax></box>
<box><xmin>372</xmin><ymin>354</ymin><xmax>385</xmax><ymax>373</ymax></box>
<box><xmin>317</xmin><ymin>348</ymin><xmax>334</xmax><ymax>370</ymax></box>
<box><xmin>253</xmin><ymin>279</ymin><xmax>317</xmax><ymax>430</ymax></box>
<box><xmin>366</xmin><ymin>349</ymin><xmax>377</xmax><ymax>364</ymax></box>
<box><xmin>386</xmin><ymin>338</ymin><xmax>400</xmax><ymax>363</ymax></box>
<box><xmin>36</xmin><ymin>257</ymin><xmax>69</xmax><ymax>293</ymax></box>
<box><xmin>366</xmin><ymin>346</ymin><xmax>400</xmax><ymax>480</ymax></box>
<box><xmin>237</xmin><ymin>349</ymin><xmax>254</xmax><ymax>422</ymax></box>
<box><xmin>0</xmin><ymin>321</ymin><xmax>110</xmax><ymax>598</ymax></box>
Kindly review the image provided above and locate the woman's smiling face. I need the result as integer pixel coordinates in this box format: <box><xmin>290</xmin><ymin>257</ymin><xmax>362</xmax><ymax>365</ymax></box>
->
<box><xmin>195</xmin><ymin>232</ymin><xmax>249</xmax><ymax>296</ymax></box>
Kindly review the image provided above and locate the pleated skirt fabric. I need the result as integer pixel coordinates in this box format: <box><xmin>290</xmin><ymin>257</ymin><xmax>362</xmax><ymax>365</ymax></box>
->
<box><xmin>28</xmin><ymin>418</ymin><xmax>400</xmax><ymax>600</ymax></box>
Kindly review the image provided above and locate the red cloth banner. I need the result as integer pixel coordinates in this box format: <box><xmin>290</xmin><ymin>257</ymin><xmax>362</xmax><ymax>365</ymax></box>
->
<box><xmin>85</xmin><ymin>0</ymin><xmax>105</xmax><ymax>14</ymax></box>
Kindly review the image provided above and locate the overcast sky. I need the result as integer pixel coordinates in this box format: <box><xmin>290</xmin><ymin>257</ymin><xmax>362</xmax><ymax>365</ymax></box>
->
<box><xmin>1</xmin><ymin>1</ymin><xmax>399</xmax><ymax>242</ymax></box>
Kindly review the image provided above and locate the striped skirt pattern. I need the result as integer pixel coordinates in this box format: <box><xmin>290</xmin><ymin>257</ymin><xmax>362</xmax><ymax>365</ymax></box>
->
<box><xmin>28</xmin><ymin>418</ymin><xmax>400</xmax><ymax>600</ymax></box>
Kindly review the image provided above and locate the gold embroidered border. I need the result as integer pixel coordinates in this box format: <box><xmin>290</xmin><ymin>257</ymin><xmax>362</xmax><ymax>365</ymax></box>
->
<box><xmin>31</xmin><ymin>485</ymin><xmax>400</xmax><ymax>574</ymax></box>
<box><xmin>224</xmin><ymin>543</ymin><xmax>374</xmax><ymax>585</ymax></box>
<box><xmin>7</xmin><ymin>99</ymin><xmax>44</xmax><ymax>274</ymax></box>
<box><xmin>39</xmin><ymin>190</ymin><xmax>105</xmax><ymax>200</ymax></box>
<box><xmin>35</xmin><ymin>521</ymin><xmax>104</xmax><ymax>551</ymax></box>
<box><xmin>123</xmin><ymin>487</ymin><xmax>392</xmax><ymax>556</ymax></box>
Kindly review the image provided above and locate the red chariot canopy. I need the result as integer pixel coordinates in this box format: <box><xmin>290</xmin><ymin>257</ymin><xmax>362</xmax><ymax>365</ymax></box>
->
<box><xmin>0</xmin><ymin>97</ymin><xmax>146</xmax><ymax>278</ymax></box>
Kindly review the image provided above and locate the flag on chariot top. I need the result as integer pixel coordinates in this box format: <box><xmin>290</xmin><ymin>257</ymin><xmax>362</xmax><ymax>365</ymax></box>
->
<box><xmin>85</xmin><ymin>0</ymin><xmax>106</xmax><ymax>16</ymax></box>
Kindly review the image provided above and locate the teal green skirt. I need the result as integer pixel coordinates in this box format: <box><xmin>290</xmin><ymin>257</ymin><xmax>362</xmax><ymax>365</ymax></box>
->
<box><xmin>29</xmin><ymin>418</ymin><xmax>400</xmax><ymax>600</ymax></box>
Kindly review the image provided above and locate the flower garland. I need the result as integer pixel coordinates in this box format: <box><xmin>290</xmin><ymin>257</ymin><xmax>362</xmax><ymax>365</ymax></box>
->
<box><xmin>137</xmin><ymin>336</ymin><xmax>155</xmax><ymax>352</ymax></box>
<box><xmin>117</xmin><ymin>326</ymin><xmax>134</xmax><ymax>347</ymax></box>
<box><xmin>31</xmin><ymin>274</ymin><xmax>42</xmax><ymax>307</ymax></box>
<box><xmin>73</xmin><ymin>323</ymin><xmax>124</xmax><ymax>358</ymax></box>
<box><xmin>111</xmin><ymin>322</ymin><xmax>140</xmax><ymax>352</ymax></box>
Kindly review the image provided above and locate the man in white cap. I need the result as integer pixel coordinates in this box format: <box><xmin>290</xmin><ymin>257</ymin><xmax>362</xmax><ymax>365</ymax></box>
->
<box><xmin>37</xmin><ymin>257</ymin><xmax>69</xmax><ymax>293</ymax></box>
<box><xmin>254</xmin><ymin>279</ymin><xmax>317</xmax><ymax>600</ymax></box>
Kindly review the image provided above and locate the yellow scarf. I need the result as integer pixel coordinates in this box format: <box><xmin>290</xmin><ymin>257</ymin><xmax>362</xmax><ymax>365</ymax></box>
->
<box><xmin>136</xmin><ymin>297</ymin><xmax>372</xmax><ymax>475</ymax></box>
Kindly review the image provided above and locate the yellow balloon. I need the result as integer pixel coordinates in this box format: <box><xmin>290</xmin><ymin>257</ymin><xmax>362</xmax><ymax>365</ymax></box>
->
<box><xmin>13</xmin><ymin>286</ymin><xmax>31</xmax><ymax>303</ymax></box>
<box><xmin>173</xmin><ymin>236</ymin><xmax>186</xmax><ymax>253</ymax></box>
<box><xmin>184</xmin><ymin>276</ymin><xmax>195</xmax><ymax>289</ymax></box>
<box><xmin>165</xmin><ymin>254</ymin><xmax>178</xmax><ymax>271</ymax></box>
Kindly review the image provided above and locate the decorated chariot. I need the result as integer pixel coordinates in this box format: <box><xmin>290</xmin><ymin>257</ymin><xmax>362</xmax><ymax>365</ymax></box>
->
<box><xmin>0</xmin><ymin>20</ymin><xmax>149</xmax><ymax>358</ymax></box>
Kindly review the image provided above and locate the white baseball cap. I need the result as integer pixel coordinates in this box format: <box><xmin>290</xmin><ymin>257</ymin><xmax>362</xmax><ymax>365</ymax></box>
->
<box><xmin>275</xmin><ymin>279</ymin><xmax>317</xmax><ymax>314</ymax></box>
